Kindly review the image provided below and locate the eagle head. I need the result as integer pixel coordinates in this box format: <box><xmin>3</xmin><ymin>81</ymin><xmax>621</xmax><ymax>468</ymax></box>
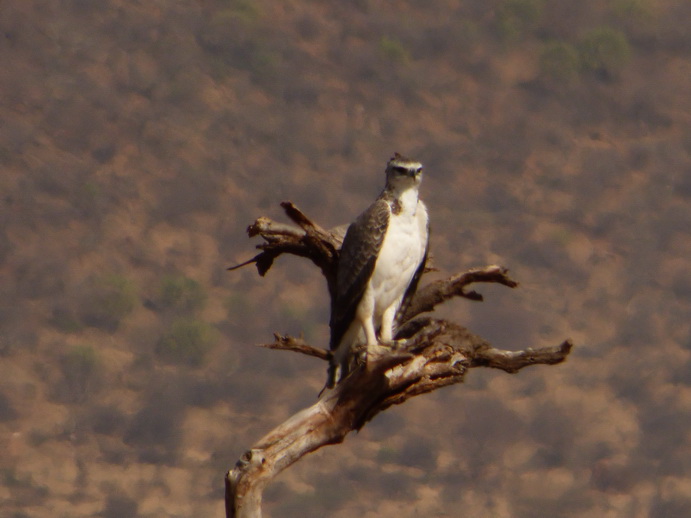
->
<box><xmin>386</xmin><ymin>152</ymin><xmax>423</xmax><ymax>185</ymax></box>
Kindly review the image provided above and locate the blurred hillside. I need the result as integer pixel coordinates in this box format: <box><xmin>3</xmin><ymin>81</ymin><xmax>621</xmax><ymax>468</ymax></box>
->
<box><xmin>1</xmin><ymin>0</ymin><xmax>690</xmax><ymax>516</ymax></box>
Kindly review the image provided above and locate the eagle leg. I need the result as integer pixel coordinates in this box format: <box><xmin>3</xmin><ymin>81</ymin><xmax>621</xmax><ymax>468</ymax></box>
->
<box><xmin>378</xmin><ymin>304</ymin><xmax>398</xmax><ymax>344</ymax></box>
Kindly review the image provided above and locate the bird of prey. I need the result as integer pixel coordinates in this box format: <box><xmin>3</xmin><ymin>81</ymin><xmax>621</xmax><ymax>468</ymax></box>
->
<box><xmin>325</xmin><ymin>152</ymin><xmax>429</xmax><ymax>390</ymax></box>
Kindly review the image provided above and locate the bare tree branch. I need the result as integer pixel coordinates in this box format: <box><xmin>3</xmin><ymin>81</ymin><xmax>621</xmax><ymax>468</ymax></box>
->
<box><xmin>226</xmin><ymin>318</ymin><xmax>571</xmax><ymax>518</ymax></box>
<box><xmin>228</xmin><ymin>202</ymin><xmax>341</xmax><ymax>296</ymax></box>
<box><xmin>471</xmin><ymin>338</ymin><xmax>574</xmax><ymax>372</ymax></box>
<box><xmin>259</xmin><ymin>333</ymin><xmax>330</xmax><ymax>361</ymax></box>
<box><xmin>225</xmin><ymin>202</ymin><xmax>573</xmax><ymax>518</ymax></box>
<box><xmin>398</xmin><ymin>265</ymin><xmax>518</xmax><ymax>323</ymax></box>
<box><xmin>228</xmin><ymin>204</ymin><xmax>518</xmax><ymax>319</ymax></box>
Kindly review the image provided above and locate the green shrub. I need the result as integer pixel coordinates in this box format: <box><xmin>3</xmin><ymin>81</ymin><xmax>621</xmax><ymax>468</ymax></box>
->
<box><xmin>49</xmin><ymin>307</ymin><xmax>84</xmax><ymax>333</ymax></box>
<box><xmin>158</xmin><ymin>275</ymin><xmax>207</xmax><ymax>313</ymax></box>
<box><xmin>61</xmin><ymin>345</ymin><xmax>100</xmax><ymax>402</ymax></box>
<box><xmin>89</xmin><ymin>405</ymin><xmax>126</xmax><ymax>436</ymax></box>
<box><xmin>218</xmin><ymin>0</ymin><xmax>261</xmax><ymax>25</ymax></box>
<box><xmin>377</xmin><ymin>445</ymin><xmax>399</xmax><ymax>463</ymax></box>
<box><xmin>579</xmin><ymin>26</ymin><xmax>631</xmax><ymax>79</ymax></box>
<box><xmin>0</xmin><ymin>229</ymin><xmax>10</xmax><ymax>266</ymax></box>
<box><xmin>73</xmin><ymin>181</ymin><xmax>107</xmax><ymax>219</ymax></box>
<box><xmin>224</xmin><ymin>293</ymin><xmax>247</xmax><ymax>315</ymax></box>
<box><xmin>613</xmin><ymin>0</ymin><xmax>653</xmax><ymax>23</ymax></box>
<box><xmin>199</xmin><ymin>3</ymin><xmax>261</xmax><ymax>59</ymax></box>
<box><xmin>100</xmin><ymin>494</ymin><xmax>139</xmax><ymax>518</ymax></box>
<box><xmin>81</xmin><ymin>274</ymin><xmax>138</xmax><ymax>332</ymax></box>
<box><xmin>379</xmin><ymin>36</ymin><xmax>410</xmax><ymax>64</ymax></box>
<box><xmin>123</xmin><ymin>388</ymin><xmax>186</xmax><ymax>464</ymax></box>
<box><xmin>497</xmin><ymin>0</ymin><xmax>544</xmax><ymax>41</ymax></box>
<box><xmin>2</xmin><ymin>468</ymin><xmax>49</xmax><ymax>504</ymax></box>
<box><xmin>0</xmin><ymin>391</ymin><xmax>18</xmax><ymax>422</ymax></box>
<box><xmin>156</xmin><ymin>318</ymin><xmax>219</xmax><ymax>366</ymax></box>
<box><xmin>539</xmin><ymin>40</ymin><xmax>581</xmax><ymax>85</ymax></box>
<box><xmin>249</xmin><ymin>47</ymin><xmax>282</xmax><ymax>86</ymax></box>
<box><xmin>63</xmin><ymin>345</ymin><xmax>98</xmax><ymax>375</ymax></box>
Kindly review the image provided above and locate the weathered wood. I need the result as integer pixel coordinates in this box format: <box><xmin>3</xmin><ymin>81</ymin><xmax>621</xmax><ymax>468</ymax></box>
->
<box><xmin>225</xmin><ymin>202</ymin><xmax>573</xmax><ymax>518</ymax></box>
<box><xmin>259</xmin><ymin>333</ymin><xmax>330</xmax><ymax>361</ymax></box>
<box><xmin>399</xmin><ymin>265</ymin><xmax>518</xmax><ymax>321</ymax></box>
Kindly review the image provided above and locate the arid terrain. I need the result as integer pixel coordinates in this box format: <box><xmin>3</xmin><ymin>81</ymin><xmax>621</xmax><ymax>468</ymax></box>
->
<box><xmin>1</xmin><ymin>1</ymin><xmax>691</xmax><ymax>516</ymax></box>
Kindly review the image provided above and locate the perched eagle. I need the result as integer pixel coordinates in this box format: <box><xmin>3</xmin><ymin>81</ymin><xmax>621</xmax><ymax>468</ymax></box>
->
<box><xmin>325</xmin><ymin>153</ymin><xmax>429</xmax><ymax>390</ymax></box>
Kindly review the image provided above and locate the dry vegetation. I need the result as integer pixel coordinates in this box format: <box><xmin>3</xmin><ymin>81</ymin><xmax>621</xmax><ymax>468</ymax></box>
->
<box><xmin>1</xmin><ymin>0</ymin><xmax>690</xmax><ymax>516</ymax></box>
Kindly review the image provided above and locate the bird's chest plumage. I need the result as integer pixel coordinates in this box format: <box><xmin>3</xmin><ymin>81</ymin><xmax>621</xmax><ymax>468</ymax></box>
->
<box><xmin>369</xmin><ymin>202</ymin><xmax>424</xmax><ymax>314</ymax></box>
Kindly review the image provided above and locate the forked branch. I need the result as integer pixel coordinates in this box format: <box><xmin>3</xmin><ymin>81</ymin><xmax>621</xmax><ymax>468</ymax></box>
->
<box><xmin>226</xmin><ymin>202</ymin><xmax>573</xmax><ymax>518</ymax></box>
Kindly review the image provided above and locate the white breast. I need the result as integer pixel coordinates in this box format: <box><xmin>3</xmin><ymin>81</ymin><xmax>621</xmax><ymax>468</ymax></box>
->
<box><xmin>370</xmin><ymin>200</ymin><xmax>428</xmax><ymax>320</ymax></box>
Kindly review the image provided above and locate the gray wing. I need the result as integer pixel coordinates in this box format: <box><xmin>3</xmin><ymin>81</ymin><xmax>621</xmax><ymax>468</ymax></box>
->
<box><xmin>329</xmin><ymin>199</ymin><xmax>390</xmax><ymax>351</ymax></box>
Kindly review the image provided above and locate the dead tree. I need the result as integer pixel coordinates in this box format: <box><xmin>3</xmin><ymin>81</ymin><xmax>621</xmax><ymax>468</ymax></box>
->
<box><xmin>226</xmin><ymin>202</ymin><xmax>573</xmax><ymax>518</ymax></box>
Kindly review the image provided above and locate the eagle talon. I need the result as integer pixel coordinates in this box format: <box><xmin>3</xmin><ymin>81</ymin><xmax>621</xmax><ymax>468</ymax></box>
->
<box><xmin>365</xmin><ymin>343</ymin><xmax>396</xmax><ymax>362</ymax></box>
<box><xmin>385</xmin><ymin>338</ymin><xmax>407</xmax><ymax>351</ymax></box>
<box><xmin>354</xmin><ymin>346</ymin><xmax>367</xmax><ymax>366</ymax></box>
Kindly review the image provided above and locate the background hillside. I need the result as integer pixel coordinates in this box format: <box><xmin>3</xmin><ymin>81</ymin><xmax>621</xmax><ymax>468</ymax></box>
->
<box><xmin>1</xmin><ymin>1</ymin><xmax>690</xmax><ymax>516</ymax></box>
